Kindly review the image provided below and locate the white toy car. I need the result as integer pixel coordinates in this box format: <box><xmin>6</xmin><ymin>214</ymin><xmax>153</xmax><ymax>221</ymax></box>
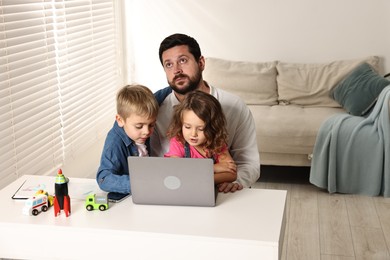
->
<box><xmin>23</xmin><ymin>194</ymin><xmax>49</xmax><ymax>216</ymax></box>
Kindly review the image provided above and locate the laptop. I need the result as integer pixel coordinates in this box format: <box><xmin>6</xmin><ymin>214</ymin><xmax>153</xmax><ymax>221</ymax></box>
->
<box><xmin>128</xmin><ymin>157</ymin><xmax>217</xmax><ymax>207</ymax></box>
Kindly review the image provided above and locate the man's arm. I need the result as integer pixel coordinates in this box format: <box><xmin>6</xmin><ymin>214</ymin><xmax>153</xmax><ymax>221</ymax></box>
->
<box><xmin>150</xmin><ymin>126</ymin><xmax>163</xmax><ymax>157</ymax></box>
<box><xmin>151</xmin><ymin>87</ymin><xmax>173</xmax><ymax>157</ymax></box>
<box><xmin>218</xmin><ymin>88</ymin><xmax>260</xmax><ymax>189</ymax></box>
<box><xmin>230</xmin><ymin>104</ymin><xmax>260</xmax><ymax>187</ymax></box>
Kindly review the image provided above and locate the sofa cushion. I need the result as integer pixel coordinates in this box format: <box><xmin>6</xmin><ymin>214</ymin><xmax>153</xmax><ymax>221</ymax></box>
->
<box><xmin>248</xmin><ymin>105</ymin><xmax>346</xmax><ymax>155</ymax></box>
<box><xmin>331</xmin><ymin>63</ymin><xmax>390</xmax><ymax>116</ymax></box>
<box><xmin>276</xmin><ymin>56</ymin><xmax>380</xmax><ymax>107</ymax></box>
<box><xmin>203</xmin><ymin>57</ymin><xmax>278</xmax><ymax>105</ymax></box>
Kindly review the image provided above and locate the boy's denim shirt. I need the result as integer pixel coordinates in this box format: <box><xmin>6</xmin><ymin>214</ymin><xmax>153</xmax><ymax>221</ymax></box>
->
<box><xmin>96</xmin><ymin>121</ymin><xmax>150</xmax><ymax>194</ymax></box>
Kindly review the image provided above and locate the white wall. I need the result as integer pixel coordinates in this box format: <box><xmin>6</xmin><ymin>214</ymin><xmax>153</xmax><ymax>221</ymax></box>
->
<box><xmin>125</xmin><ymin>0</ymin><xmax>390</xmax><ymax>92</ymax></box>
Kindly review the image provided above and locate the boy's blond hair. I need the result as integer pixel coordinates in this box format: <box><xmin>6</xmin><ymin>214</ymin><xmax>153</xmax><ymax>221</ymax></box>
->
<box><xmin>116</xmin><ymin>84</ymin><xmax>159</xmax><ymax>120</ymax></box>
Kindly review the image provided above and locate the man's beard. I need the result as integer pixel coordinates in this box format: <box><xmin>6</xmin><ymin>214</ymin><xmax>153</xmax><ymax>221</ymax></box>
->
<box><xmin>168</xmin><ymin>70</ymin><xmax>202</xmax><ymax>95</ymax></box>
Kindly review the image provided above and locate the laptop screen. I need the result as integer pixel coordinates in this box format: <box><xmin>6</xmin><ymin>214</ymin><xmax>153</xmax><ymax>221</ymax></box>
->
<box><xmin>128</xmin><ymin>157</ymin><xmax>217</xmax><ymax>207</ymax></box>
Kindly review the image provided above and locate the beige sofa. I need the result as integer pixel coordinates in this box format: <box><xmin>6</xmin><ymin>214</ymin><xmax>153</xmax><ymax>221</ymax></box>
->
<box><xmin>203</xmin><ymin>56</ymin><xmax>381</xmax><ymax>167</ymax></box>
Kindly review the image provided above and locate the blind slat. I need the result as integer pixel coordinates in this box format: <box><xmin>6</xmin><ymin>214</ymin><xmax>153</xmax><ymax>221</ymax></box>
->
<box><xmin>0</xmin><ymin>0</ymin><xmax>123</xmax><ymax>190</ymax></box>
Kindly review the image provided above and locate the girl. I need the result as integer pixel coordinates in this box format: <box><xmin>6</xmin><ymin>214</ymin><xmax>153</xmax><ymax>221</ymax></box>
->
<box><xmin>165</xmin><ymin>90</ymin><xmax>237</xmax><ymax>186</ymax></box>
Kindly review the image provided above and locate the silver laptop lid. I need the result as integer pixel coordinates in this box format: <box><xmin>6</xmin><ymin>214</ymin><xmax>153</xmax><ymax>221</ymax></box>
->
<box><xmin>128</xmin><ymin>157</ymin><xmax>216</xmax><ymax>207</ymax></box>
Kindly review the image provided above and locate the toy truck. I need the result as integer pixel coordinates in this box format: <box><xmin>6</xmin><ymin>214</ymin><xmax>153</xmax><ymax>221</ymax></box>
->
<box><xmin>23</xmin><ymin>194</ymin><xmax>49</xmax><ymax>216</ymax></box>
<box><xmin>85</xmin><ymin>194</ymin><xmax>109</xmax><ymax>211</ymax></box>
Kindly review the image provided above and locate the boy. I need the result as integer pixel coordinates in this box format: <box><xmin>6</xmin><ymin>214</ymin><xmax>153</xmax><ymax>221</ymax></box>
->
<box><xmin>96</xmin><ymin>84</ymin><xmax>159</xmax><ymax>194</ymax></box>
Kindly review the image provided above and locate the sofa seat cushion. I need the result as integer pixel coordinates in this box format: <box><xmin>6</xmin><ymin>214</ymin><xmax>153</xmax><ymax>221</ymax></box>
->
<box><xmin>276</xmin><ymin>56</ymin><xmax>380</xmax><ymax>107</ymax></box>
<box><xmin>249</xmin><ymin>105</ymin><xmax>346</xmax><ymax>155</ymax></box>
<box><xmin>203</xmin><ymin>57</ymin><xmax>278</xmax><ymax>105</ymax></box>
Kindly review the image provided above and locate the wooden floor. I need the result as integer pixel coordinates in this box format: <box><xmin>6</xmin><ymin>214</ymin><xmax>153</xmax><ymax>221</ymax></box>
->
<box><xmin>252</xmin><ymin>166</ymin><xmax>390</xmax><ymax>260</ymax></box>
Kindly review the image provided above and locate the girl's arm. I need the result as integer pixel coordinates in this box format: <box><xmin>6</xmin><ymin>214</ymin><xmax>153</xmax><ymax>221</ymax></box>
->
<box><xmin>213</xmin><ymin>150</ymin><xmax>237</xmax><ymax>184</ymax></box>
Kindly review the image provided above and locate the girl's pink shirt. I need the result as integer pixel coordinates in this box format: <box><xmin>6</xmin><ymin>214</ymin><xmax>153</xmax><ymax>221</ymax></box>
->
<box><xmin>164</xmin><ymin>137</ymin><xmax>226</xmax><ymax>163</ymax></box>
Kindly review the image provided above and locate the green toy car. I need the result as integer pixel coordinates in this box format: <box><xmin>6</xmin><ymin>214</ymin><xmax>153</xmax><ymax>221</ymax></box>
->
<box><xmin>85</xmin><ymin>194</ymin><xmax>109</xmax><ymax>211</ymax></box>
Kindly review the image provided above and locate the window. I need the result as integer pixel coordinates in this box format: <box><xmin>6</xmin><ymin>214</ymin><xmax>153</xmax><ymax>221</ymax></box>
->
<box><xmin>0</xmin><ymin>0</ymin><xmax>124</xmax><ymax>189</ymax></box>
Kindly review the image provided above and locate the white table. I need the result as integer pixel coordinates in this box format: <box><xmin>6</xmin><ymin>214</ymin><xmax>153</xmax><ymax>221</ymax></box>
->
<box><xmin>0</xmin><ymin>175</ymin><xmax>286</xmax><ymax>260</ymax></box>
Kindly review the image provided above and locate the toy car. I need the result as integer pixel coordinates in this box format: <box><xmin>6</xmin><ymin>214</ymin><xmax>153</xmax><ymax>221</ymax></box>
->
<box><xmin>85</xmin><ymin>194</ymin><xmax>109</xmax><ymax>211</ymax></box>
<box><xmin>35</xmin><ymin>189</ymin><xmax>54</xmax><ymax>206</ymax></box>
<box><xmin>23</xmin><ymin>194</ymin><xmax>49</xmax><ymax>216</ymax></box>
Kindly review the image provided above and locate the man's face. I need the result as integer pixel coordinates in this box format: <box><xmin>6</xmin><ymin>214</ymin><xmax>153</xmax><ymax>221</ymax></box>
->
<box><xmin>161</xmin><ymin>45</ymin><xmax>204</xmax><ymax>95</ymax></box>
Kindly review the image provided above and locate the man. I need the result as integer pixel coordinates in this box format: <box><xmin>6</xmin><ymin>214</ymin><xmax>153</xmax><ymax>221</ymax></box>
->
<box><xmin>151</xmin><ymin>33</ymin><xmax>260</xmax><ymax>192</ymax></box>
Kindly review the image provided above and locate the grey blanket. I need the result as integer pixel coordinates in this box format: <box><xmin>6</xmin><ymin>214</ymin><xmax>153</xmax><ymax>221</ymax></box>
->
<box><xmin>310</xmin><ymin>85</ymin><xmax>390</xmax><ymax>197</ymax></box>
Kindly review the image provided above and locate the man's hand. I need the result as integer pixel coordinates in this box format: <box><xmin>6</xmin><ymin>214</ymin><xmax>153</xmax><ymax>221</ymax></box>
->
<box><xmin>218</xmin><ymin>182</ymin><xmax>243</xmax><ymax>193</ymax></box>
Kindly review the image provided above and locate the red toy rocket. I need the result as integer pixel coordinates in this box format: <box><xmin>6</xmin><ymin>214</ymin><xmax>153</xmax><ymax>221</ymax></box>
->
<box><xmin>53</xmin><ymin>169</ymin><xmax>71</xmax><ymax>217</ymax></box>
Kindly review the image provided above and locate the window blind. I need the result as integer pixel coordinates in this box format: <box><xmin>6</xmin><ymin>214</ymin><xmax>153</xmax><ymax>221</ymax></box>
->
<box><xmin>0</xmin><ymin>0</ymin><xmax>123</xmax><ymax>189</ymax></box>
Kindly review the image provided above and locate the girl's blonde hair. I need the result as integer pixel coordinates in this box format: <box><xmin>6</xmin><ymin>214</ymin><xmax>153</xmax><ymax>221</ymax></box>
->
<box><xmin>116</xmin><ymin>84</ymin><xmax>159</xmax><ymax>120</ymax></box>
<box><xmin>167</xmin><ymin>90</ymin><xmax>228</xmax><ymax>156</ymax></box>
